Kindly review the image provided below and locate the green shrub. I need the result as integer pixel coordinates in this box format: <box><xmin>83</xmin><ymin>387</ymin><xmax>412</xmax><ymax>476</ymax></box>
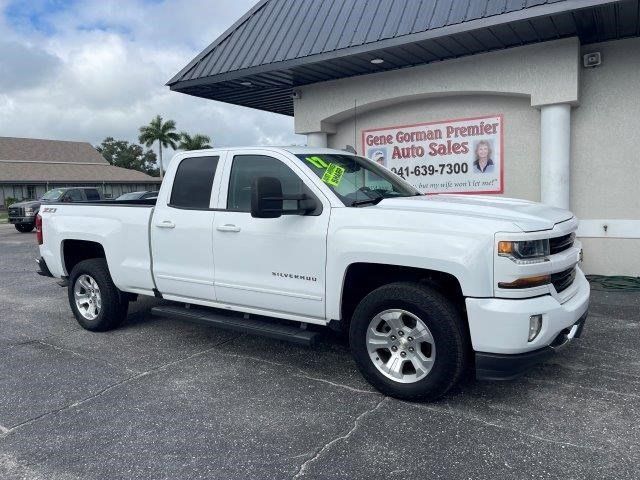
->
<box><xmin>5</xmin><ymin>197</ymin><xmax>18</xmax><ymax>208</ymax></box>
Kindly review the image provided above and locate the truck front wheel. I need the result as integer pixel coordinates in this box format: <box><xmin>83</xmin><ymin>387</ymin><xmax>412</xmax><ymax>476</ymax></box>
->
<box><xmin>68</xmin><ymin>259</ymin><xmax>128</xmax><ymax>331</ymax></box>
<box><xmin>349</xmin><ymin>282</ymin><xmax>468</xmax><ymax>401</ymax></box>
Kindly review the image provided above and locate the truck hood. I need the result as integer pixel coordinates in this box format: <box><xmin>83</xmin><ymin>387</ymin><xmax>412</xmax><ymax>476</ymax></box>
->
<box><xmin>9</xmin><ymin>200</ymin><xmax>41</xmax><ymax>209</ymax></box>
<box><xmin>376</xmin><ymin>194</ymin><xmax>573</xmax><ymax>232</ymax></box>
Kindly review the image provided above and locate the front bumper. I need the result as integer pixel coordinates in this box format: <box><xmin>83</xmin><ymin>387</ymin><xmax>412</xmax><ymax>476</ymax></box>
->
<box><xmin>475</xmin><ymin>311</ymin><xmax>587</xmax><ymax>380</ymax></box>
<box><xmin>466</xmin><ymin>267</ymin><xmax>589</xmax><ymax>379</ymax></box>
<box><xmin>9</xmin><ymin>216</ymin><xmax>35</xmax><ymax>224</ymax></box>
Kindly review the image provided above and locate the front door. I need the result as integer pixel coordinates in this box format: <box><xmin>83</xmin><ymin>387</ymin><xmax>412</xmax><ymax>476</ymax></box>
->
<box><xmin>151</xmin><ymin>155</ymin><xmax>221</xmax><ymax>301</ymax></box>
<box><xmin>212</xmin><ymin>152</ymin><xmax>329</xmax><ymax>319</ymax></box>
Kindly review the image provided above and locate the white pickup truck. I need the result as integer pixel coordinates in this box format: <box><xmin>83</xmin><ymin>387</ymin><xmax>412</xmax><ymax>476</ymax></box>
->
<box><xmin>37</xmin><ymin>147</ymin><xmax>589</xmax><ymax>400</ymax></box>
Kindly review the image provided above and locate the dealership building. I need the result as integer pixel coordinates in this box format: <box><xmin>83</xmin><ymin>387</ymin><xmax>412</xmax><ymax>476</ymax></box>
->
<box><xmin>0</xmin><ymin>136</ymin><xmax>160</xmax><ymax>205</ymax></box>
<box><xmin>168</xmin><ymin>0</ymin><xmax>640</xmax><ymax>275</ymax></box>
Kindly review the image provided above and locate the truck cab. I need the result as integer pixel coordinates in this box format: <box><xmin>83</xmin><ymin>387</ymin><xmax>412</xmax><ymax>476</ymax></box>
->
<box><xmin>37</xmin><ymin>147</ymin><xmax>589</xmax><ymax>400</ymax></box>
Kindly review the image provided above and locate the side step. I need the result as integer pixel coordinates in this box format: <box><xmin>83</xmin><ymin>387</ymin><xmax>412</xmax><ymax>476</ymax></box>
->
<box><xmin>151</xmin><ymin>305</ymin><xmax>319</xmax><ymax>347</ymax></box>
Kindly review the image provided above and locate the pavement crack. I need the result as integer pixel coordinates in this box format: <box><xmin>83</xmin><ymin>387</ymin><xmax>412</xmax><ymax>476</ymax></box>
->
<box><xmin>0</xmin><ymin>334</ymin><xmax>243</xmax><ymax>437</ymax></box>
<box><xmin>293</xmin><ymin>374</ymin><xmax>379</xmax><ymax>395</ymax></box>
<box><xmin>292</xmin><ymin>398</ymin><xmax>388</xmax><ymax>479</ymax></box>
<box><xmin>36</xmin><ymin>340</ymin><xmax>139</xmax><ymax>374</ymax></box>
<box><xmin>215</xmin><ymin>351</ymin><xmax>378</xmax><ymax>395</ymax></box>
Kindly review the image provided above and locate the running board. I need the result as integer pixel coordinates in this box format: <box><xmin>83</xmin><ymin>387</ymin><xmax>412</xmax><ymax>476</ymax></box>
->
<box><xmin>151</xmin><ymin>305</ymin><xmax>319</xmax><ymax>347</ymax></box>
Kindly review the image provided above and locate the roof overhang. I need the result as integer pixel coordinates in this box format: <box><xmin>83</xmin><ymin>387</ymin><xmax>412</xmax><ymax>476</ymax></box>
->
<box><xmin>168</xmin><ymin>0</ymin><xmax>637</xmax><ymax>116</ymax></box>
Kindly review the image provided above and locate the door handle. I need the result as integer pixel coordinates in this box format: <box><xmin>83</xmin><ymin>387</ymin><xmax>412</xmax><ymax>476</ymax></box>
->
<box><xmin>156</xmin><ymin>220</ymin><xmax>175</xmax><ymax>229</ymax></box>
<box><xmin>216</xmin><ymin>224</ymin><xmax>241</xmax><ymax>232</ymax></box>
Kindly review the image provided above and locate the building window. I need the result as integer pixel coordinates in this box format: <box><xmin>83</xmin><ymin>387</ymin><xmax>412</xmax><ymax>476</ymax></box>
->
<box><xmin>13</xmin><ymin>185</ymin><xmax>24</xmax><ymax>200</ymax></box>
<box><xmin>27</xmin><ymin>185</ymin><xmax>36</xmax><ymax>199</ymax></box>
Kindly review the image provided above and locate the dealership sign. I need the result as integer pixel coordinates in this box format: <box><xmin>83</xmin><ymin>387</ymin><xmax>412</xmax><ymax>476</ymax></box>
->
<box><xmin>362</xmin><ymin>114</ymin><xmax>503</xmax><ymax>194</ymax></box>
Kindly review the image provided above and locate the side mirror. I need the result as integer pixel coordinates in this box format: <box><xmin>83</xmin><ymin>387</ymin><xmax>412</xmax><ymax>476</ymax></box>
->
<box><xmin>251</xmin><ymin>176</ymin><xmax>283</xmax><ymax>218</ymax></box>
<box><xmin>251</xmin><ymin>176</ymin><xmax>318</xmax><ymax>219</ymax></box>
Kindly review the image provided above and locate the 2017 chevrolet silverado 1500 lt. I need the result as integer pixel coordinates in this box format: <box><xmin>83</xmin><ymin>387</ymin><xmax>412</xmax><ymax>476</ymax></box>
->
<box><xmin>36</xmin><ymin>147</ymin><xmax>589</xmax><ymax>400</ymax></box>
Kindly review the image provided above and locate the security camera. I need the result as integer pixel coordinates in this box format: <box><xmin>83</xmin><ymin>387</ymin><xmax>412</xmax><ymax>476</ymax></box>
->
<box><xmin>583</xmin><ymin>52</ymin><xmax>601</xmax><ymax>68</ymax></box>
<box><xmin>291</xmin><ymin>90</ymin><xmax>301</xmax><ymax>100</ymax></box>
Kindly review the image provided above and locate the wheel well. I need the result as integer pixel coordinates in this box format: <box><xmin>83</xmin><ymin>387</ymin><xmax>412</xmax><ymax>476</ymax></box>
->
<box><xmin>63</xmin><ymin>240</ymin><xmax>106</xmax><ymax>275</ymax></box>
<box><xmin>340</xmin><ymin>263</ymin><xmax>465</xmax><ymax>324</ymax></box>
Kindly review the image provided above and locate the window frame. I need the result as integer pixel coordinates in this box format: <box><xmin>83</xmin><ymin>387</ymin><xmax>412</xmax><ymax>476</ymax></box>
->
<box><xmin>221</xmin><ymin>152</ymin><xmax>324</xmax><ymax>216</ymax></box>
<box><xmin>167</xmin><ymin>155</ymin><xmax>221</xmax><ymax>210</ymax></box>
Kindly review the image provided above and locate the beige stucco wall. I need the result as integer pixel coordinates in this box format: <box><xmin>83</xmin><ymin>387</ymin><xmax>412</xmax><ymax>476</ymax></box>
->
<box><xmin>570</xmin><ymin>37</ymin><xmax>640</xmax><ymax>275</ymax></box>
<box><xmin>294</xmin><ymin>36</ymin><xmax>640</xmax><ymax>275</ymax></box>
<box><xmin>294</xmin><ymin>37</ymin><xmax>579</xmax><ymax>135</ymax></box>
<box><xmin>328</xmin><ymin>95</ymin><xmax>541</xmax><ymax>202</ymax></box>
<box><xmin>572</xmin><ymin>37</ymin><xmax>640</xmax><ymax>220</ymax></box>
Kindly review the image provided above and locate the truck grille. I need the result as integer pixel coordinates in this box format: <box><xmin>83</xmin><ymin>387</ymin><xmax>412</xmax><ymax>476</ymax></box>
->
<box><xmin>549</xmin><ymin>233</ymin><xmax>575</xmax><ymax>255</ymax></box>
<box><xmin>551</xmin><ymin>267</ymin><xmax>576</xmax><ymax>293</ymax></box>
<box><xmin>8</xmin><ymin>206</ymin><xmax>23</xmax><ymax>217</ymax></box>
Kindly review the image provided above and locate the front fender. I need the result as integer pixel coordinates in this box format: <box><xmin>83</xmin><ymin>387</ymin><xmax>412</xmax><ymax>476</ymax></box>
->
<box><xmin>325</xmin><ymin>216</ymin><xmax>495</xmax><ymax>321</ymax></box>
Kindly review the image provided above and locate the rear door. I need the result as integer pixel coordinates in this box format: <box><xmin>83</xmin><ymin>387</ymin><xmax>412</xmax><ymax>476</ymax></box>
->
<box><xmin>84</xmin><ymin>189</ymin><xmax>101</xmax><ymax>201</ymax></box>
<box><xmin>151</xmin><ymin>155</ymin><xmax>223</xmax><ymax>301</ymax></box>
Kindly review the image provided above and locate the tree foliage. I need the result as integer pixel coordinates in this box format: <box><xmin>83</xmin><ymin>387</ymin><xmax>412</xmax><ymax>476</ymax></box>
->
<box><xmin>138</xmin><ymin>115</ymin><xmax>180</xmax><ymax>179</ymax></box>
<box><xmin>178</xmin><ymin>132</ymin><xmax>212</xmax><ymax>150</ymax></box>
<box><xmin>96</xmin><ymin>137</ymin><xmax>159</xmax><ymax>177</ymax></box>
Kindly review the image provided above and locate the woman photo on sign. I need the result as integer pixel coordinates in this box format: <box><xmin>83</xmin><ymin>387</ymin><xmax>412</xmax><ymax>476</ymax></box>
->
<box><xmin>472</xmin><ymin>139</ymin><xmax>495</xmax><ymax>173</ymax></box>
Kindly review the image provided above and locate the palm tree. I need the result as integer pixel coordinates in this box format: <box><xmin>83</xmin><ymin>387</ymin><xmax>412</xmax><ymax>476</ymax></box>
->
<box><xmin>178</xmin><ymin>132</ymin><xmax>212</xmax><ymax>150</ymax></box>
<box><xmin>138</xmin><ymin>115</ymin><xmax>180</xmax><ymax>180</ymax></box>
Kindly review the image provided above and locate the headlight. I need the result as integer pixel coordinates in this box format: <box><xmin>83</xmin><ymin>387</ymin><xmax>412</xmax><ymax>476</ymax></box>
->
<box><xmin>498</xmin><ymin>239</ymin><xmax>549</xmax><ymax>264</ymax></box>
<box><xmin>25</xmin><ymin>207</ymin><xmax>35</xmax><ymax>216</ymax></box>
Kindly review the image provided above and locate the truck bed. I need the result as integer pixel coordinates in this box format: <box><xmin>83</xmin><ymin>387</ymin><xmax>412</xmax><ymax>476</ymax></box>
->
<box><xmin>38</xmin><ymin>201</ymin><xmax>157</xmax><ymax>295</ymax></box>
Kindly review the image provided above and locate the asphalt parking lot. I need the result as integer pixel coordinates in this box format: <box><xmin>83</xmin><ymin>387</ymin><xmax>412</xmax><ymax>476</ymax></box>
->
<box><xmin>1</xmin><ymin>223</ymin><xmax>639</xmax><ymax>479</ymax></box>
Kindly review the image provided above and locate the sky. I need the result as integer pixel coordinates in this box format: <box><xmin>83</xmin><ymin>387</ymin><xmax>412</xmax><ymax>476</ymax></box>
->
<box><xmin>0</xmin><ymin>0</ymin><xmax>304</xmax><ymax>152</ymax></box>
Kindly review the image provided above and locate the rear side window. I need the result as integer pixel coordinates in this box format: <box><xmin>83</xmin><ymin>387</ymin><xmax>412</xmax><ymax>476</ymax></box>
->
<box><xmin>85</xmin><ymin>189</ymin><xmax>100</xmax><ymax>201</ymax></box>
<box><xmin>65</xmin><ymin>189</ymin><xmax>84</xmax><ymax>201</ymax></box>
<box><xmin>170</xmin><ymin>156</ymin><xmax>219</xmax><ymax>209</ymax></box>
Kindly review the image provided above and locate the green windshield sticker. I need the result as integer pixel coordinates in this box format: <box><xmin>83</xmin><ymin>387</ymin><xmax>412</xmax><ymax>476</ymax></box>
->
<box><xmin>305</xmin><ymin>156</ymin><xmax>329</xmax><ymax>169</ymax></box>
<box><xmin>322</xmin><ymin>163</ymin><xmax>345</xmax><ymax>187</ymax></box>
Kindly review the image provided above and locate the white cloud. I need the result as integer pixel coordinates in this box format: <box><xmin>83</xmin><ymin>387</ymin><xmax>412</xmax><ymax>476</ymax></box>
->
<box><xmin>0</xmin><ymin>0</ymin><xmax>304</xmax><ymax>152</ymax></box>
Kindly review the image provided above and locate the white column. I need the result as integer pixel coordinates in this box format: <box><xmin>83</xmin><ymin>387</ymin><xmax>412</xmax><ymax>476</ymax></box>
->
<box><xmin>306</xmin><ymin>132</ymin><xmax>328</xmax><ymax>148</ymax></box>
<box><xmin>540</xmin><ymin>103</ymin><xmax>571</xmax><ymax>210</ymax></box>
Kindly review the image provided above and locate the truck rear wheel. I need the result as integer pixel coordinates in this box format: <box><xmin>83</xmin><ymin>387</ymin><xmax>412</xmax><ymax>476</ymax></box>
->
<box><xmin>15</xmin><ymin>223</ymin><xmax>34</xmax><ymax>233</ymax></box>
<box><xmin>349</xmin><ymin>282</ymin><xmax>467</xmax><ymax>401</ymax></box>
<box><xmin>68</xmin><ymin>259</ymin><xmax>128</xmax><ymax>331</ymax></box>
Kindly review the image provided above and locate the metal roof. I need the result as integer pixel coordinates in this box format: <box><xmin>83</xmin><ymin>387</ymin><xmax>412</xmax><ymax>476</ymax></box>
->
<box><xmin>168</xmin><ymin>0</ymin><xmax>639</xmax><ymax>116</ymax></box>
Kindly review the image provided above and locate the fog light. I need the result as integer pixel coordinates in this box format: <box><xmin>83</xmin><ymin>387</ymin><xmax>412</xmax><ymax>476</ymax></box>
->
<box><xmin>528</xmin><ymin>314</ymin><xmax>543</xmax><ymax>342</ymax></box>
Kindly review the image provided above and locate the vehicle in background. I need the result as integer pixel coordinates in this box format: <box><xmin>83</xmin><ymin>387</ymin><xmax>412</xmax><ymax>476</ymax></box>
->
<box><xmin>36</xmin><ymin>147</ymin><xmax>589</xmax><ymax>400</ymax></box>
<box><xmin>115</xmin><ymin>191</ymin><xmax>158</xmax><ymax>201</ymax></box>
<box><xmin>8</xmin><ymin>187</ymin><xmax>102</xmax><ymax>232</ymax></box>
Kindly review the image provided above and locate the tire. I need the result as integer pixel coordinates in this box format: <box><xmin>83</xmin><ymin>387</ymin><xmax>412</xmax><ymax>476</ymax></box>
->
<box><xmin>15</xmin><ymin>223</ymin><xmax>34</xmax><ymax>233</ymax></box>
<box><xmin>68</xmin><ymin>258</ymin><xmax>128</xmax><ymax>331</ymax></box>
<box><xmin>349</xmin><ymin>282</ymin><xmax>468</xmax><ymax>401</ymax></box>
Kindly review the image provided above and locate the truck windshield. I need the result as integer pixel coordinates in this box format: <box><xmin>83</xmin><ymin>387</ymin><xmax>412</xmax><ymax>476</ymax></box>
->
<box><xmin>40</xmin><ymin>189</ymin><xmax>65</xmax><ymax>201</ymax></box>
<box><xmin>295</xmin><ymin>154</ymin><xmax>419</xmax><ymax>207</ymax></box>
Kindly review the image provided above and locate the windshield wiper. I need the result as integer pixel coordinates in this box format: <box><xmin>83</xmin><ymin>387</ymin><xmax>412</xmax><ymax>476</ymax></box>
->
<box><xmin>351</xmin><ymin>197</ymin><xmax>384</xmax><ymax>207</ymax></box>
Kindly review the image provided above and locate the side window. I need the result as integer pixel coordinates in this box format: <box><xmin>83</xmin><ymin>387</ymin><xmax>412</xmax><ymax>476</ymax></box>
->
<box><xmin>85</xmin><ymin>189</ymin><xmax>100</xmax><ymax>201</ymax></box>
<box><xmin>227</xmin><ymin>155</ymin><xmax>304</xmax><ymax>212</ymax></box>
<box><xmin>65</xmin><ymin>189</ymin><xmax>84</xmax><ymax>202</ymax></box>
<box><xmin>170</xmin><ymin>156</ymin><xmax>219</xmax><ymax>209</ymax></box>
